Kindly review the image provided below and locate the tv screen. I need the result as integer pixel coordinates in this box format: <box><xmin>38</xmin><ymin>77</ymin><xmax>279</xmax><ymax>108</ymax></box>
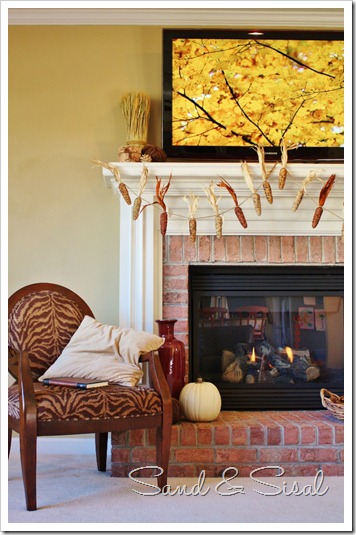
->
<box><xmin>162</xmin><ymin>29</ymin><xmax>344</xmax><ymax>162</ymax></box>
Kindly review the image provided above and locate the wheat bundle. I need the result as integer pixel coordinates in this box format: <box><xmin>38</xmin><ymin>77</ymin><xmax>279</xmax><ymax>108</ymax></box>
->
<box><xmin>120</xmin><ymin>92</ymin><xmax>151</xmax><ymax>145</ymax></box>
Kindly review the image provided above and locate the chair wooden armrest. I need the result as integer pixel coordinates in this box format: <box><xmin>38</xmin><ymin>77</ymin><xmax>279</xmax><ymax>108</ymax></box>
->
<box><xmin>139</xmin><ymin>351</ymin><xmax>173</xmax><ymax>418</ymax></box>
<box><xmin>18</xmin><ymin>351</ymin><xmax>37</xmax><ymax>425</ymax></box>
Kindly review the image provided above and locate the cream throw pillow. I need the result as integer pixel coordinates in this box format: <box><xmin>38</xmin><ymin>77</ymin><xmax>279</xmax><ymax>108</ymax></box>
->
<box><xmin>38</xmin><ymin>315</ymin><xmax>164</xmax><ymax>387</ymax></box>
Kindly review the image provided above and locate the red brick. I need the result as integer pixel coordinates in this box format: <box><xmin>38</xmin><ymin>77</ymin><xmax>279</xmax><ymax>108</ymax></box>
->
<box><xmin>197</xmin><ymin>427</ymin><xmax>213</xmax><ymax>445</ymax></box>
<box><xmin>213</xmin><ymin>236</ymin><xmax>226</xmax><ymax>261</ymax></box>
<box><xmin>267</xmin><ymin>426</ymin><xmax>282</xmax><ymax>445</ymax></box>
<box><xmin>198</xmin><ymin>236</ymin><xmax>211</xmax><ymax>262</ymax></box>
<box><xmin>336</xmin><ymin>235</ymin><xmax>344</xmax><ymax>263</ymax></box>
<box><xmin>215</xmin><ymin>448</ymin><xmax>257</xmax><ymax>463</ymax></box>
<box><xmin>183</xmin><ymin>235</ymin><xmax>198</xmax><ymax>262</ymax></box>
<box><xmin>231</xmin><ymin>425</ymin><xmax>248</xmax><ymax>445</ymax></box>
<box><xmin>280</xmin><ymin>464</ymin><xmax>320</xmax><ymax>477</ymax></box>
<box><xmin>310</xmin><ymin>236</ymin><xmax>322</xmax><ymax>263</ymax></box>
<box><xmin>214</xmin><ymin>425</ymin><xmax>231</xmax><ymax>445</ymax></box>
<box><xmin>111</xmin><ymin>447</ymin><xmax>130</xmax><ymax>463</ymax></box>
<box><xmin>250</xmin><ymin>425</ymin><xmax>265</xmax><ymax>445</ymax></box>
<box><xmin>164</xmin><ymin>277</ymin><xmax>188</xmax><ymax>291</ymax></box>
<box><xmin>321</xmin><ymin>464</ymin><xmax>344</xmax><ymax>476</ymax></box>
<box><xmin>317</xmin><ymin>425</ymin><xmax>334</xmax><ymax>444</ymax></box>
<box><xmin>163</xmin><ymin>291</ymin><xmax>188</xmax><ymax>304</ymax></box>
<box><xmin>129</xmin><ymin>429</ymin><xmax>145</xmax><ymax>446</ymax></box>
<box><xmin>169</xmin><ymin>236</ymin><xmax>183</xmax><ymax>262</ymax></box>
<box><xmin>254</xmin><ymin>236</ymin><xmax>267</xmax><ymax>262</ymax></box>
<box><xmin>295</xmin><ymin>236</ymin><xmax>309</xmax><ymax>263</ymax></box>
<box><xmin>301</xmin><ymin>425</ymin><xmax>317</xmax><ymax>445</ymax></box>
<box><xmin>241</xmin><ymin>235</ymin><xmax>254</xmax><ymax>262</ymax></box>
<box><xmin>299</xmin><ymin>448</ymin><xmax>338</xmax><ymax>462</ymax></box>
<box><xmin>180</xmin><ymin>425</ymin><xmax>197</xmax><ymax>446</ymax></box>
<box><xmin>163</xmin><ymin>264</ymin><xmax>188</xmax><ymax>277</ymax></box>
<box><xmin>168</xmin><ymin>464</ymin><xmax>196</xmax><ymax>477</ymax></box>
<box><xmin>322</xmin><ymin>236</ymin><xmax>336</xmax><ymax>263</ymax></box>
<box><xmin>334</xmin><ymin>426</ymin><xmax>344</xmax><ymax>444</ymax></box>
<box><xmin>268</xmin><ymin>236</ymin><xmax>281</xmax><ymax>263</ymax></box>
<box><xmin>175</xmin><ymin>448</ymin><xmax>214</xmax><ymax>463</ymax></box>
<box><xmin>226</xmin><ymin>236</ymin><xmax>240</xmax><ymax>262</ymax></box>
<box><xmin>338</xmin><ymin>448</ymin><xmax>344</xmax><ymax>462</ymax></box>
<box><xmin>111</xmin><ymin>431</ymin><xmax>127</xmax><ymax>446</ymax></box>
<box><xmin>131</xmin><ymin>447</ymin><xmax>156</xmax><ymax>463</ymax></box>
<box><xmin>283</xmin><ymin>425</ymin><xmax>300</xmax><ymax>445</ymax></box>
<box><xmin>259</xmin><ymin>448</ymin><xmax>298</xmax><ymax>462</ymax></box>
<box><xmin>162</xmin><ymin>305</ymin><xmax>188</xmax><ymax>319</ymax></box>
<box><xmin>281</xmin><ymin>236</ymin><xmax>295</xmax><ymax>263</ymax></box>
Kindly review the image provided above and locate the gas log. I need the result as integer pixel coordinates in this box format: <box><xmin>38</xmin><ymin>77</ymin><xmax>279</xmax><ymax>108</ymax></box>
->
<box><xmin>222</xmin><ymin>340</ymin><xmax>320</xmax><ymax>385</ymax></box>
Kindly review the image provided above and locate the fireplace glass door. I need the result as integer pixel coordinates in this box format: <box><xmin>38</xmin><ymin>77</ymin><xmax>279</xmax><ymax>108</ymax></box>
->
<box><xmin>189</xmin><ymin>265</ymin><xmax>344</xmax><ymax>410</ymax></box>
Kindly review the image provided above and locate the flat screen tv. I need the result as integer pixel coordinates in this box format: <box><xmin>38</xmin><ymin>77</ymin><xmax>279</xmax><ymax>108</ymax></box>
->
<box><xmin>162</xmin><ymin>29</ymin><xmax>344</xmax><ymax>162</ymax></box>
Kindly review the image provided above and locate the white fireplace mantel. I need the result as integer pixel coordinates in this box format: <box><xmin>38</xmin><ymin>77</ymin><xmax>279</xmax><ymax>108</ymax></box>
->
<box><xmin>101</xmin><ymin>161</ymin><xmax>344</xmax><ymax>335</ymax></box>
<box><xmin>103</xmin><ymin>161</ymin><xmax>344</xmax><ymax>237</ymax></box>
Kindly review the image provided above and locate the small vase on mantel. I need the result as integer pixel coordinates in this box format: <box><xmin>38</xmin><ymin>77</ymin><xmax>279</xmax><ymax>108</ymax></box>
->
<box><xmin>156</xmin><ymin>319</ymin><xmax>185</xmax><ymax>399</ymax></box>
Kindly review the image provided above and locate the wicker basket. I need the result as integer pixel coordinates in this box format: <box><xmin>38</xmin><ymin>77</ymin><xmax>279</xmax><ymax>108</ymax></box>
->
<box><xmin>320</xmin><ymin>388</ymin><xmax>344</xmax><ymax>420</ymax></box>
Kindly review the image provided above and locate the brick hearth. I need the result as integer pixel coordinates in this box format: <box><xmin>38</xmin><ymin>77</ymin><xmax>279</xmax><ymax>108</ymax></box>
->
<box><xmin>111</xmin><ymin>234</ymin><xmax>344</xmax><ymax>478</ymax></box>
<box><xmin>111</xmin><ymin>410</ymin><xmax>344</xmax><ymax>478</ymax></box>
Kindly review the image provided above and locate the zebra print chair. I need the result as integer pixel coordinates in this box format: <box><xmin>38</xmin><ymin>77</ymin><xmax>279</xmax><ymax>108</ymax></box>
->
<box><xmin>8</xmin><ymin>283</ymin><xmax>172</xmax><ymax>511</ymax></box>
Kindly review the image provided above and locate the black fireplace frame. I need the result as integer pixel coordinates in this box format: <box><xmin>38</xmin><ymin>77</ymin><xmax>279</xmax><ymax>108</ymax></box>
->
<box><xmin>189</xmin><ymin>264</ymin><xmax>344</xmax><ymax>410</ymax></box>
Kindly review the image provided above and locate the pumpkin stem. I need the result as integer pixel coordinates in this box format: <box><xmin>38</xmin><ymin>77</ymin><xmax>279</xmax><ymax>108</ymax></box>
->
<box><xmin>196</xmin><ymin>377</ymin><xmax>204</xmax><ymax>383</ymax></box>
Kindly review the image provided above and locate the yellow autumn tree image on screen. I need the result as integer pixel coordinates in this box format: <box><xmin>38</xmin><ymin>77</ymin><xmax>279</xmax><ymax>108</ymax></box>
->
<box><xmin>172</xmin><ymin>38</ymin><xmax>344</xmax><ymax>148</ymax></box>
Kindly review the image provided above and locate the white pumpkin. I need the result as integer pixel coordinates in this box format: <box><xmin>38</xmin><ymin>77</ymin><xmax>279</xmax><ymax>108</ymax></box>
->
<box><xmin>179</xmin><ymin>377</ymin><xmax>222</xmax><ymax>422</ymax></box>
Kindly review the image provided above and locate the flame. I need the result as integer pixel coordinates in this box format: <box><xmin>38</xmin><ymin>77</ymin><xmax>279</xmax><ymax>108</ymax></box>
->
<box><xmin>250</xmin><ymin>347</ymin><xmax>256</xmax><ymax>362</ymax></box>
<box><xmin>286</xmin><ymin>346</ymin><xmax>294</xmax><ymax>363</ymax></box>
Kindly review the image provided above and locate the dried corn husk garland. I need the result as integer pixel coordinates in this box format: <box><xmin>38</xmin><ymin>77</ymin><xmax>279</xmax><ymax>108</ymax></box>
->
<box><xmin>292</xmin><ymin>170</ymin><xmax>318</xmax><ymax>212</ymax></box>
<box><xmin>217</xmin><ymin>176</ymin><xmax>247</xmax><ymax>229</ymax></box>
<box><xmin>204</xmin><ymin>181</ymin><xmax>223</xmax><ymax>239</ymax></box>
<box><xmin>254</xmin><ymin>145</ymin><xmax>273</xmax><ymax>204</ymax></box>
<box><xmin>242</xmin><ymin>161</ymin><xmax>261</xmax><ymax>216</ymax></box>
<box><xmin>120</xmin><ymin>92</ymin><xmax>150</xmax><ymax>146</ymax></box>
<box><xmin>183</xmin><ymin>192</ymin><xmax>199</xmax><ymax>242</ymax></box>
<box><xmin>311</xmin><ymin>174</ymin><xmax>336</xmax><ymax>228</ymax></box>
<box><xmin>132</xmin><ymin>164</ymin><xmax>149</xmax><ymax>220</ymax></box>
<box><xmin>92</xmin><ymin>160</ymin><xmax>132</xmax><ymax>205</ymax></box>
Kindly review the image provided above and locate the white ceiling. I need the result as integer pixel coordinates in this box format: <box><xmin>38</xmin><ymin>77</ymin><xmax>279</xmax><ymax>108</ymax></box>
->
<box><xmin>7</xmin><ymin>7</ymin><xmax>344</xmax><ymax>29</ymax></box>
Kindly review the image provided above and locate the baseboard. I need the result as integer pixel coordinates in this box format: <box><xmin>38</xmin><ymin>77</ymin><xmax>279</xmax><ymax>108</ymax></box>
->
<box><xmin>11</xmin><ymin>436</ymin><xmax>112</xmax><ymax>456</ymax></box>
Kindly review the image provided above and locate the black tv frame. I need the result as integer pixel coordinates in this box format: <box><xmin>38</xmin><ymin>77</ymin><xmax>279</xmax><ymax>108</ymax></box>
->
<box><xmin>162</xmin><ymin>29</ymin><xmax>344</xmax><ymax>163</ymax></box>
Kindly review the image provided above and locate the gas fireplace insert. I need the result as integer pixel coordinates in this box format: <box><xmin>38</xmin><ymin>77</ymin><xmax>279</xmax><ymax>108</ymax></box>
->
<box><xmin>189</xmin><ymin>265</ymin><xmax>344</xmax><ymax>410</ymax></box>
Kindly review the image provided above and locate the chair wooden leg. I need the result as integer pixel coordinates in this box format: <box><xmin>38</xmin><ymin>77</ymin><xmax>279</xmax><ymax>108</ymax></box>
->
<box><xmin>95</xmin><ymin>432</ymin><xmax>108</xmax><ymax>472</ymax></box>
<box><xmin>8</xmin><ymin>428</ymin><xmax>12</xmax><ymax>457</ymax></box>
<box><xmin>19</xmin><ymin>428</ymin><xmax>37</xmax><ymax>511</ymax></box>
<box><xmin>156</xmin><ymin>417</ymin><xmax>172</xmax><ymax>490</ymax></box>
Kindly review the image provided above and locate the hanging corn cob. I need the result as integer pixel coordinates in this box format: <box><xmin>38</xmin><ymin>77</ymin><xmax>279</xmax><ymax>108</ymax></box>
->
<box><xmin>311</xmin><ymin>174</ymin><xmax>336</xmax><ymax>228</ymax></box>
<box><xmin>183</xmin><ymin>192</ymin><xmax>199</xmax><ymax>242</ymax></box>
<box><xmin>217</xmin><ymin>176</ymin><xmax>247</xmax><ymax>228</ymax></box>
<box><xmin>156</xmin><ymin>174</ymin><xmax>172</xmax><ymax>236</ymax></box>
<box><xmin>132</xmin><ymin>164</ymin><xmax>149</xmax><ymax>220</ymax></box>
<box><xmin>92</xmin><ymin>159</ymin><xmax>132</xmax><ymax>205</ymax></box>
<box><xmin>204</xmin><ymin>181</ymin><xmax>223</xmax><ymax>239</ymax></box>
<box><xmin>279</xmin><ymin>139</ymin><xmax>299</xmax><ymax>189</ymax></box>
<box><xmin>279</xmin><ymin>138</ymin><xmax>288</xmax><ymax>190</ymax></box>
<box><xmin>254</xmin><ymin>145</ymin><xmax>273</xmax><ymax>204</ymax></box>
<box><xmin>241</xmin><ymin>161</ymin><xmax>261</xmax><ymax>216</ymax></box>
<box><xmin>292</xmin><ymin>170</ymin><xmax>318</xmax><ymax>212</ymax></box>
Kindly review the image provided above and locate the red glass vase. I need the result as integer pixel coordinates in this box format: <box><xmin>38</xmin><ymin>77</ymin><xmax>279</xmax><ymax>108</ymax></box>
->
<box><xmin>156</xmin><ymin>319</ymin><xmax>185</xmax><ymax>399</ymax></box>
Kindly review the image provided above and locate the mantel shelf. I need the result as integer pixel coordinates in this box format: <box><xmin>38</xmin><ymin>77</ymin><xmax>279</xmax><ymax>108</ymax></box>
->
<box><xmin>101</xmin><ymin>161</ymin><xmax>344</xmax><ymax>237</ymax></box>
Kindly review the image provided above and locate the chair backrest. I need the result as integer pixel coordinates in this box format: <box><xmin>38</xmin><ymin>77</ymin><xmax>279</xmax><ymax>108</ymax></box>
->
<box><xmin>8</xmin><ymin>283</ymin><xmax>94</xmax><ymax>380</ymax></box>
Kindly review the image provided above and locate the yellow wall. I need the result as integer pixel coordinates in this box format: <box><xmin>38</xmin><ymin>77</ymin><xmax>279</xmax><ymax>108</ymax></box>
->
<box><xmin>8</xmin><ymin>25</ymin><xmax>163</xmax><ymax>324</ymax></box>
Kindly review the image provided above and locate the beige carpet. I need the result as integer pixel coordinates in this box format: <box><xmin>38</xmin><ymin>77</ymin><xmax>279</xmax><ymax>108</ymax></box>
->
<box><xmin>6</xmin><ymin>453</ymin><xmax>346</xmax><ymax>528</ymax></box>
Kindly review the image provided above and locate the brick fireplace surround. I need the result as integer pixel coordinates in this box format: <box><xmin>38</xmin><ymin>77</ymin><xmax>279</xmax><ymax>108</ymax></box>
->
<box><xmin>112</xmin><ymin>234</ymin><xmax>344</xmax><ymax>478</ymax></box>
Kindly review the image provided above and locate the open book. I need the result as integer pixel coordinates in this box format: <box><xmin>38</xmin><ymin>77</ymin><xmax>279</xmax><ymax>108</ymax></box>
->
<box><xmin>42</xmin><ymin>377</ymin><xmax>109</xmax><ymax>389</ymax></box>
